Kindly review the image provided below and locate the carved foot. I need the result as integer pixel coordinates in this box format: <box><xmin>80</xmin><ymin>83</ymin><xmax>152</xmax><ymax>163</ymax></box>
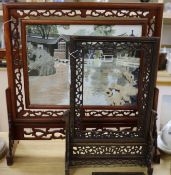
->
<box><xmin>65</xmin><ymin>168</ymin><xmax>70</xmax><ymax>175</ymax></box>
<box><xmin>153</xmin><ymin>149</ymin><xmax>160</xmax><ymax>164</ymax></box>
<box><xmin>6</xmin><ymin>151</ymin><xmax>14</xmax><ymax>166</ymax></box>
<box><xmin>147</xmin><ymin>166</ymin><xmax>153</xmax><ymax>175</ymax></box>
<box><xmin>65</xmin><ymin>160</ymin><xmax>70</xmax><ymax>175</ymax></box>
<box><xmin>6</xmin><ymin>140</ymin><xmax>19</xmax><ymax>166</ymax></box>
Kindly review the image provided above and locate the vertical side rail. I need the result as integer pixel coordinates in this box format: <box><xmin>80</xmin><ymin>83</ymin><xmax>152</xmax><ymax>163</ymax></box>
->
<box><xmin>6</xmin><ymin>87</ymin><xmax>18</xmax><ymax>165</ymax></box>
<box><xmin>147</xmin><ymin>81</ymin><xmax>159</xmax><ymax>173</ymax></box>
<box><xmin>64</xmin><ymin>110</ymin><xmax>71</xmax><ymax>175</ymax></box>
<box><xmin>147</xmin><ymin>109</ymin><xmax>157</xmax><ymax>175</ymax></box>
<box><xmin>152</xmin><ymin>87</ymin><xmax>160</xmax><ymax>163</ymax></box>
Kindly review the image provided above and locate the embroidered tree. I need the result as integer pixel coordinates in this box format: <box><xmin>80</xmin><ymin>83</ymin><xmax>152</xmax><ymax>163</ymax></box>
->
<box><xmin>27</xmin><ymin>25</ymin><xmax>58</xmax><ymax>39</ymax></box>
<box><xmin>93</xmin><ymin>25</ymin><xmax>115</xmax><ymax>36</ymax></box>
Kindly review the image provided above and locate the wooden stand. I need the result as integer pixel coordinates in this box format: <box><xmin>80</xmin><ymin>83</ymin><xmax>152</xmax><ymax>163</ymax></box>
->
<box><xmin>66</xmin><ymin>36</ymin><xmax>160</xmax><ymax>175</ymax></box>
<box><xmin>3</xmin><ymin>2</ymin><xmax>163</xmax><ymax>169</ymax></box>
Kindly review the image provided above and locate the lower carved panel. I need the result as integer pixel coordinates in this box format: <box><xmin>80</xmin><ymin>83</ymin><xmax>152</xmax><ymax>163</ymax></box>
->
<box><xmin>72</xmin><ymin>145</ymin><xmax>145</xmax><ymax>157</ymax></box>
<box><xmin>75</xmin><ymin>127</ymin><xmax>142</xmax><ymax>139</ymax></box>
<box><xmin>24</xmin><ymin>128</ymin><xmax>65</xmax><ymax>139</ymax></box>
<box><xmin>70</xmin><ymin>157</ymin><xmax>146</xmax><ymax>166</ymax></box>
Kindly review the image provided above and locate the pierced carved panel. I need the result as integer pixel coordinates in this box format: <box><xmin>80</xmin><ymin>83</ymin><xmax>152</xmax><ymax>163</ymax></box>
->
<box><xmin>70</xmin><ymin>49</ymin><xmax>84</xmax><ymax>129</ymax></box>
<box><xmin>20</xmin><ymin>110</ymin><xmax>65</xmax><ymax>118</ymax></box>
<box><xmin>74</xmin><ymin>127</ymin><xmax>142</xmax><ymax>139</ymax></box>
<box><xmin>72</xmin><ymin>145</ymin><xmax>145</xmax><ymax>157</ymax></box>
<box><xmin>84</xmin><ymin>109</ymin><xmax>139</xmax><ymax>118</ymax></box>
<box><xmin>24</xmin><ymin>128</ymin><xmax>65</xmax><ymax>139</ymax></box>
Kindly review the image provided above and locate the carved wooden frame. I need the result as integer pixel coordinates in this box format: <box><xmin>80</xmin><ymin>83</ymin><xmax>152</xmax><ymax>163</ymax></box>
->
<box><xmin>3</xmin><ymin>2</ymin><xmax>163</xmax><ymax>166</ymax></box>
<box><xmin>67</xmin><ymin>36</ymin><xmax>160</xmax><ymax>175</ymax></box>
